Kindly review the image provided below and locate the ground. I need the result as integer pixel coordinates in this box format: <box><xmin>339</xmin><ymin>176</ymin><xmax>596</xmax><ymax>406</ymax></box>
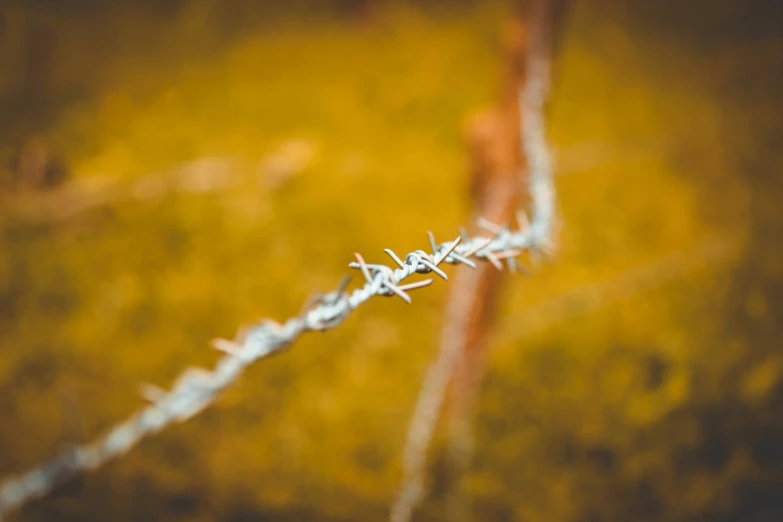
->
<box><xmin>0</xmin><ymin>1</ymin><xmax>781</xmax><ymax>521</ymax></box>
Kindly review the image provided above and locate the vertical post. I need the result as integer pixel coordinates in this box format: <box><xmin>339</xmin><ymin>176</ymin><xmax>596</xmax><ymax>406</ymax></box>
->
<box><xmin>445</xmin><ymin>0</ymin><xmax>567</xmax><ymax>519</ymax></box>
<box><xmin>443</xmin><ymin>15</ymin><xmax>529</xmax><ymax>522</ymax></box>
<box><xmin>393</xmin><ymin>3</ymin><xmax>566</xmax><ymax>521</ymax></box>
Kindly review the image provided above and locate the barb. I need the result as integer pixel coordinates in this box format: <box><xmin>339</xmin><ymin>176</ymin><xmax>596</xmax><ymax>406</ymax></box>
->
<box><xmin>0</xmin><ymin>210</ymin><xmax>548</xmax><ymax>519</ymax></box>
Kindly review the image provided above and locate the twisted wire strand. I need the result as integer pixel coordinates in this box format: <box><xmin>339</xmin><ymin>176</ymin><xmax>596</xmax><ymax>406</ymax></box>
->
<box><xmin>390</xmin><ymin>3</ymin><xmax>557</xmax><ymax>520</ymax></box>
<box><xmin>0</xmin><ymin>207</ymin><xmax>551</xmax><ymax>519</ymax></box>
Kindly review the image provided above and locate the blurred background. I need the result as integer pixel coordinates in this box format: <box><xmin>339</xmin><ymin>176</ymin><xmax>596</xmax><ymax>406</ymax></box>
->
<box><xmin>0</xmin><ymin>0</ymin><xmax>781</xmax><ymax>520</ymax></box>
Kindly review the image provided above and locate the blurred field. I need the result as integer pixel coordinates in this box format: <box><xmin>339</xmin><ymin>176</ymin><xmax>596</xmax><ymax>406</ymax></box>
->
<box><xmin>0</xmin><ymin>0</ymin><xmax>781</xmax><ymax>521</ymax></box>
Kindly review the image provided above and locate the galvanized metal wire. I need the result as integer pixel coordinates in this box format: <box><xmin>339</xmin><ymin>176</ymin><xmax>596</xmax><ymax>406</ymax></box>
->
<box><xmin>0</xmin><ymin>204</ymin><xmax>553</xmax><ymax>519</ymax></box>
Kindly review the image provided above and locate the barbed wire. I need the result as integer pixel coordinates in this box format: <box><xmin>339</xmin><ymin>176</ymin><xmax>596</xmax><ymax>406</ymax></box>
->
<box><xmin>0</xmin><ymin>199</ymin><xmax>553</xmax><ymax>519</ymax></box>
<box><xmin>1</xmin><ymin>139</ymin><xmax>315</xmax><ymax>223</ymax></box>
<box><xmin>0</xmin><ymin>2</ymin><xmax>559</xmax><ymax>516</ymax></box>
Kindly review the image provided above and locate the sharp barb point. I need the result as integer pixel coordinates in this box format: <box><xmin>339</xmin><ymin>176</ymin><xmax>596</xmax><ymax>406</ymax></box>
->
<box><xmin>353</xmin><ymin>253</ymin><xmax>373</xmax><ymax>283</ymax></box>
<box><xmin>427</xmin><ymin>231</ymin><xmax>437</xmax><ymax>254</ymax></box>
<box><xmin>477</xmin><ymin>217</ymin><xmax>503</xmax><ymax>235</ymax></box>
<box><xmin>419</xmin><ymin>258</ymin><xmax>448</xmax><ymax>280</ymax></box>
<box><xmin>211</xmin><ymin>338</ymin><xmax>241</xmax><ymax>356</ymax></box>
<box><xmin>464</xmin><ymin>237</ymin><xmax>493</xmax><ymax>258</ymax></box>
<box><xmin>384</xmin><ymin>282</ymin><xmax>412</xmax><ymax>304</ymax></box>
<box><xmin>139</xmin><ymin>383</ymin><xmax>166</xmax><ymax>404</ymax></box>
<box><xmin>384</xmin><ymin>248</ymin><xmax>406</xmax><ymax>268</ymax></box>
<box><xmin>449</xmin><ymin>252</ymin><xmax>476</xmax><ymax>269</ymax></box>
<box><xmin>398</xmin><ymin>279</ymin><xmax>434</xmax><ymax>292</ymax></box>
<box><xmin>486</xmin><ymin>252</ymin><xmax>503</xmax><ymax>270</ymax></box>
<box><xmin>434</xmin><ymin>236</ymin><xmax>461</xmax><ymax>266</ymax></box>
